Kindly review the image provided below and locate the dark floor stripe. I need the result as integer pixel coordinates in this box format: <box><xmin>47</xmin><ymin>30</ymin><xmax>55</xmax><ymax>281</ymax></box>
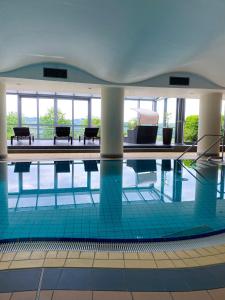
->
<box><xmin>1</xmin><ymin>265</ymin><xmax>225</xmax><ymax>293</ymax></box>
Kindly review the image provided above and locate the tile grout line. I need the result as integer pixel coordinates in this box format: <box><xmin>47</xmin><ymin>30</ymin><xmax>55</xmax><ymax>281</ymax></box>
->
<box><xmin>35</xmin><ymin>267</ymin><xmax>45</xmax><ymax>300</ymax></box>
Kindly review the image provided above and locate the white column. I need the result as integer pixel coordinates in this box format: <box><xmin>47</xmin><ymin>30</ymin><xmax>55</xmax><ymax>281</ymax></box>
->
<box><xmin>197</xmin><ymin>92</ymin><xmax>222</xmax><ymax>156</ymax></box>
<box><xmin>101</xmin><ymin>86</ymin><xmax>124</xmax><ymax>158</ymax></box>
<box><xmin>0</xmin><ymin>82</ymin><xmax>7</xmax><ymax>159</ymax></box>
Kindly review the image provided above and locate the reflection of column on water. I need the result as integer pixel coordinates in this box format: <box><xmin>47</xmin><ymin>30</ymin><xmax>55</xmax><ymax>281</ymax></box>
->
<box><xmin>172</xmin><ymin>160</ymin><xmax>182</xmax><ymax>202</ymax></box>
<box><xmin>0</xmin><ymin>162</ymin><xmax>8</xmax><ymax>231</ymax></box>
<box><xmin>100</xmin><ymin>160</ymin><xmax>122</xmax><ymax>224</ymax></box>
<box><xmin>194</xmin><ymin>162</ymin><xmax>218</xmax><ymax>218</ymax></box>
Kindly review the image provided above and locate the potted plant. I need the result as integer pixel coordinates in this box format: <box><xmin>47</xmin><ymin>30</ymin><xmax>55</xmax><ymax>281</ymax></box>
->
<box><xmin>163</xmin><ymin>113</ymin><xmax>173</xmax><ymax>145</ymax></box>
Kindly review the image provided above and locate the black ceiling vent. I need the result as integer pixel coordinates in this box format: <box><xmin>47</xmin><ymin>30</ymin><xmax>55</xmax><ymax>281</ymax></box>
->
<box><xmin>169</xmin><ymin>76</ymin><xmax>190</xmax><ymax>86</ymax></box>
<box><xmin>43</xmin><ymin>67</ymin><xmax>67</xmax><ymax>79</ymax></box>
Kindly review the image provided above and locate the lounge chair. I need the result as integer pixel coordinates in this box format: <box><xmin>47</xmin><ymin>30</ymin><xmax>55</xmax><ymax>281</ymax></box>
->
<box><xmin>79</xmin><ymin>127</ymin><xmax>100</xmax><ymax>145</ymax></box>
<box><xmin>54</xmin><ymin>126</ymin><xmax>73</xmax><ymax>145</ymax></box>
<box><xmin>11</xmin><ymin>127</ymin><xmax>34</xmax><ymax>145</ymax></box>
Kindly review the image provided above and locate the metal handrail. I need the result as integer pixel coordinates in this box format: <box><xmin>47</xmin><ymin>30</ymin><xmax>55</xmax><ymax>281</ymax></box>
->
<box><xmin>177</xmin><ymin>134</ymin><xmax>224</xmax><ymax>161</ymax></box>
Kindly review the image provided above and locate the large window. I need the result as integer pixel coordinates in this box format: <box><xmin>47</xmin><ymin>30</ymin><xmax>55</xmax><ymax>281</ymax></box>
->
<box><xmin>74</xmin><ymin>100</ymin><xmax>89</xmax><ymax>139</ymax></box>
<box><xmin>21</xmin><ymin>97</ymin><xmax>38</xmax><ymax>138</ymax></box>
<box><xmin>166</xmin><ymin>98</ymin><xmax>176</xmax><ymax>142</ymax></box>
<box><xmin>184</xmin><ymin>98</ymin><xmax>200</xmax><ymax>143</ymax></box>
<box><xmin>91</xmin><ymin>98</ymin><xmax>101</xmax><ymax>127</ymax></box>
<box><xmin>39</xmin><ymin>98</ymin><xmax>54</xmax><ymax>139</ymax></box>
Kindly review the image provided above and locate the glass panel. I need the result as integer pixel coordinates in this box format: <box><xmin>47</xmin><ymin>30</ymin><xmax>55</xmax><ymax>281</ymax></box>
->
<box><xmin>57</xmin><ymin>194</ymin><xmax>74</xmax><ymax>206</ymax></box>
<box><xmin>124</xmin><ymin>100</ymin><xmax>138</xmax><ymax>136</ymax></box>
<box><xmin>57</xmin><ymin>172</ymin><xmax>72</xmax><ymax>189</ymax></box>
<box><xmin>21</xmin><ymin>97</ymin><xmax>38</xmax><ymax>138</ymax></box>
<box><xmin>6</xmin><ymin>94</ymin><xmax>18</xmax><ymax>139</ymax></box>
<box><xmin>166</xmin><ymin>98</ymin><xmax>176</xmax><ymax>142</ymax></box>
<box><xmin>57</xmin><ymin>99</ymin><xmax>72</xmax><ymax>125</ymax></box>
<box><xmin>17</xmin><ymin>195</ymin><xmax>36</xmax><ymax>208</ymax></box>
<box><xmin>157</xmin><ymin>99</ymin><xmax>164</xmax><ymax>142</ymax></box>
<box><xmin>140</xmin><ymin>100</ymin><xmax>153</xmax><ymax>110</ymax></box>
<box><xmin>74</xmin><ymin>100</ymin><xmax>88</xmax><ymax>139</ymax></box>
<box><xmin>184</xmin><ymin>98</ymin><xmax>200</xmax><ymax>143</ymax></box>
<box><xmin>39</xmin><ymin>98</ymin><xmax>54</xmax><ymax>139</ymax></box>
<box><xmin>91</xmin><ymin>98</ymin><xmax>101</xmax><ymax>126</ymax></box>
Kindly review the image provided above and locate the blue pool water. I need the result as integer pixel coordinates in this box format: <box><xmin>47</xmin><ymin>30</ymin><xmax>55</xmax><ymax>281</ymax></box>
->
<box><xmin>0</xmin><ymin>159</ymin><xmax>225</xmax><ymax>242</ymax></box>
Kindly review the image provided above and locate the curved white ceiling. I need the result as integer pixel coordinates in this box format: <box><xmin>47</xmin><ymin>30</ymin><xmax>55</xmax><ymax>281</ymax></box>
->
<box><xmin>1</xmin><ymin>0</ymin><xmax>225</xmax><ymax>85</ymax></box>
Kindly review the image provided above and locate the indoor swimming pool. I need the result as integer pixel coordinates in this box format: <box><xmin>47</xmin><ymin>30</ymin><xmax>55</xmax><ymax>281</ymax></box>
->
<box><xmin>0</xmin><ymin>159</ymin><xmax>225</xmax><ymax>242</ymax></box>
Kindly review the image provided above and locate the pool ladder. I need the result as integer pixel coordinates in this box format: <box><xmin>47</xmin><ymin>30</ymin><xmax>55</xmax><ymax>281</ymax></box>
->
<box><xmin>177</xmin><ymin>134</ymin><xmax>225</xmax><ymax>164</ymax></box>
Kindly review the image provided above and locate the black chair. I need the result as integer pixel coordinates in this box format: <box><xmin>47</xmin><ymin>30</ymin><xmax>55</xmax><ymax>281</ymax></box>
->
<box><xmin>127</xmin><ymin>125</ymin><xmax>158</xmax><ymax>144</ymax></box>
<box><xmin>11</xmin><ymin>127</ymin><xmax>34</xmax><ymax>145</ymax></box>
<box><xmin>83</xmin><ymin>160</ymin><xmax>98</xmax><ymax>172</ymax></box>
<box><xmin>14</xmin><ymin>162</ymin><xmax>31</xmax><ymax>173</ymax></box>
<box><xmin>54</xmin><ymin>127</ymin><xmax>73</xmax><ymax>145</ymax></box>
<box><xmin>79</xmin><ymin>127</ymin><xmax>100</xmax><ymax>145</ymax></box>
<box><xmin>54</xmin><ymin>161</ymin><xmax>71</xmax><ymax>173</ymax></box>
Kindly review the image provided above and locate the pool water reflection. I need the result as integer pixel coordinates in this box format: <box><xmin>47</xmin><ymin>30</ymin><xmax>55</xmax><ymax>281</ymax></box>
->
<box><xmin>0</xmin><ymin>159</ymin><xmax>225</xmax><ymax>241</ymax></box>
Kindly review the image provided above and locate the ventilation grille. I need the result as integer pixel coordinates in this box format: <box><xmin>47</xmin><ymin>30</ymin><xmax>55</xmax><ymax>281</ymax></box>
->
<box><xmin>43</xmin><ymin>68</ymin><xmax>67</xmax><ymax>79</ymax></box>
<box><xmin>169</xmin><ymin>76</ymin><xmax>190</xmax><ymax>86</ymax></box>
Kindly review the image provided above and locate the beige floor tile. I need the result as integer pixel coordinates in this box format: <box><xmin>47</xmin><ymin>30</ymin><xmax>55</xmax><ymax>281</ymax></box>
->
<box><xmin>153</xmin><ymin>252</ymin><xmax>168</xmax><ymax>260</ymax></box>
<box><xmin>138</xmin><ymin>252</ymin><xmax>154</xmax><ymax>260</ymax></box>
<box><xmin>171</xmin><ymin>260</ymin><xmax>186</xmax><ymax>268</ymax></box>
<box><xmin>1</xmin><ymin>253</ymin><xmax>15</xmax><ymax>262</ymax></box>
<box><xmin>108</xmin><ymin>252</ymin><xmax>124</xmax><ymax>260</ymax></box>
<box><xmin>124</xmin><ymin>252</ymin><xmax>139</xmax><ymax>260</ymax></box>
<box><xmin>14</xmin><ymin>252</ymin><xmax>31</xmax><ymax>260</ymax></box>
<box><xmin>175</xmin><ymin>251</ymin><xmax>191</xmax><ymax>259</ymax></box>
<box><xmin>67</xmin><ymin>251</ymin><xmax>80</xmax><ymax>259</ymax></box>
<box><xmin>94</xmin><ymin>252</ymin><xmax>109</xmax><ymax>260</ymax></box>
<box><xmin>80</xmin><ymin>252</ymin><xmax>95</xmax><ymax>259</ymax></box>
<box><xmin>155</xmin><ymin>260</ymin><xmax>175</xmax><ymax>268</ymax></box>
<box><xmin>30</xmin><ymin>251</ymin><xmax>46</xmax><ymax>260</ymax></box>
<box><xmin>183</xmin><ymin>250</ymin><xmax>200</xmax><ymax>258</ymax></box>
<box><xmin>172</xmin><ymin>291</ymin><xmax>212</xmax><ymax>300</ymax></box>
<box><xmin>9</xmin><ymin>259</ymin><xmax>44</xmax><ymax>269</ymax></box>
<box><xmin>182</xmin><ymin>258</ymin><xmax>200</xmax><ymax>268</ymax></box>
<box><xmin>56</xmin><ymin>251</ymin><xmax>68</xmax><ymax>259</ymax></box>
<box><xmin>93</xmin><ymin>291</ymin><xmax>132</xmax><ymax>300</ymax></box>
<box><xmin>195</xmin><ymin>248</ymin><xmax>211</xmax><ymax>256</ymax></box>
<box><xmin>194</xmin><ymin>256</ymin><xmax>221</xmax><ymax>266</ymax></box>
<box><xmin>39</xmin><ymin>290</ymin><xmax>53</xmax><ymax>300</ymax></box>
<box><xmin>165</xmin><ymin>251</ymin><xmax>179</xmax><ymax>260</ymax></box>
<box><xmin>11</xmin><ymin>291</ymin><xmax>37</xmax><ymax>300</ymax></box>
<box><xmin>125</xmin><ymin>260</ymin><xmax>156</xmax><ymax>269</ymax></box>
<box><xmin>214</xmin><ymin>245</ymin><xmax>225</xmax><ymax>253</ymax></box>
<box><xmin>0</xmin><ymin>293</ymin><xmax>11</xmax><ymax>300</ymax></box>
<box><xmin>0</xmin><ymin>262</ymin><xmax>10</xmax><ymax>270</ymax></box>
<box><xmin>10</xmin><ymin>259</ymin><xmax>44</xmax><ymax>269</ymax></box>
<box><xmin>43</xmin><ymin>258</ymin><xmax>65</xmax><ymax>267</ymax></box>
<box><xmin>46</xmin><ymin>251</ymin><xmax>57</xmax><ymax>259</ymax></box>
<box><xmin>132</xmin><ymin>292</ymin><xmax>172</xmax><ymax>300</ymax></box>
<box><xmin>93</xmin><ymin>259</ymin><xmax>124</xmax><ymax>268</ymax></box>
<box><xmin>53</xmin><ymin>290</ymin><xmax>92</xmax><ymax>300</ymax></box>
<box><xmin>208</xmin><ymin>288</ymin><xmax>225</xmax><ymax>300</ymax></box>
<box><xmin>64</xmin><ymin>258</ymin><xmax>93</xmax><ymax>268</ymax></box>
<box><xmin>204</xmin><ymin>246</ymin><xmax>219</xmax><ymax>255</ymax></box>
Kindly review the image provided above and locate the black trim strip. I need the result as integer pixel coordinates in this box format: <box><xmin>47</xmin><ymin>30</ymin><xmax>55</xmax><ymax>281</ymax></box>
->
<box><xmin>1</xmin><ymin>264</ymin><xmax>225</xmax><ymax>293</ymax></box>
